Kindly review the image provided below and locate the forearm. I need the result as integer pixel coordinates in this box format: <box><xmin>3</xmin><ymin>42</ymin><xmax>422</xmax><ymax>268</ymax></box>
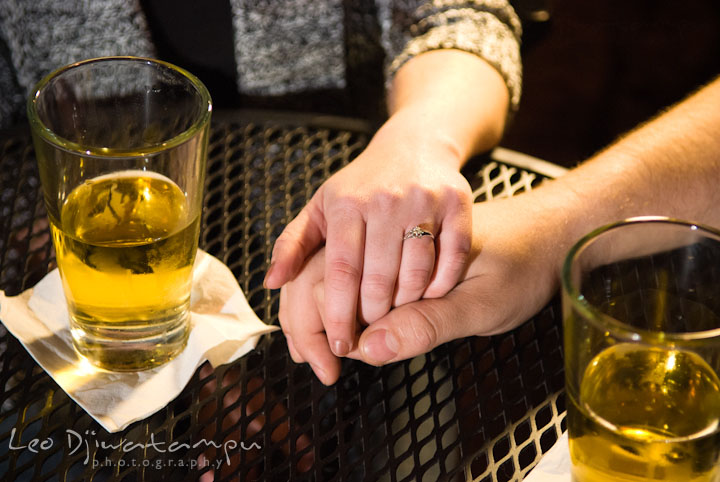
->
<box><xmin>480</xmin><ymin>76</ymin><xmax>720</xmax><ymax>273</ymax></box>
<box><xmin>383</xmin><ymin>49</ymin><xmax>511</xmax><ymax>168</ymax></box>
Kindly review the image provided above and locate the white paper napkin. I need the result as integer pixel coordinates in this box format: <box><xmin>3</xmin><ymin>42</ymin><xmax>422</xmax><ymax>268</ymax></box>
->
<box><xmin>0</xmin><ymin>250</ymin><xmax>278</xmax><ymax>433</ymax></box>
<box><xmin>523</xmin><ymin>431</ymin><xmax>572</xmax><ymax>481</ymax></box>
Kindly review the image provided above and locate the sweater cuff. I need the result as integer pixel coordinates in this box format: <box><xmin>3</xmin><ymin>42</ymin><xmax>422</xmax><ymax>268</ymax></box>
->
<box><xmin>386</xmin><ymin>9</ymin><xmax>522</xmax><ymax>111</ymax></box>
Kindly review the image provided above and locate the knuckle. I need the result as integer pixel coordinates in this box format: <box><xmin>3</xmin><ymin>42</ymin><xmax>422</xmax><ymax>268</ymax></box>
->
<box><xmin>328</xmin><ymin>195</ymin><xmax>365</xmax><ymax>217</ymax></box>
<box><xmin>402</xmin><ymin>306</ymin><xmax>439</xmax><ymax>350</ymax></box>
<box><xmin>323</xmin><ymin>313</ymin><xmax>356</xmax><ymax>338</ymax></box>
<box><xmin>272</xmin><ymin>228</ymin><xmax>309</xmax><ymax>258</ymax></box>
<box><xmin>324</xmin><ymin>318</ymin><xmax>352</xmax><ymax>332</ymax></box>
<box><xmin>371</xmin><ymin>190</ymin><xmax>402</xmax><ymax>215</ymax></box>
<box><xmin>400</xmin><ymin>267</ymin><xmax>432</xmax><ymax>292</ymax></box>
<box><xmin>426</xmin><ymin>249</ymin><xmax>471</xmax><ymax>298</ymax></box>
<box><xmin>326</xmin><ymin>259</ymin><xmax>362</xmax><ymax>288</ymax></box>
<box><xmin>442</xmin><ymin>183</ymin><xmax>472</xmax><ymax>206</ymax></box>
<box><xmin>407</xmin><ymin>185</ymin><xmax>436</xmax><ymax>209</ymax></box>
<box><xmin>361</xmin><ymin>272</ymin><xmax>396</xmax><ymax>301</ymax></box>
<box><xmin>447</xmin><ymin>244</ymin><xmax>471</xmax><ymax>269</ymax></box>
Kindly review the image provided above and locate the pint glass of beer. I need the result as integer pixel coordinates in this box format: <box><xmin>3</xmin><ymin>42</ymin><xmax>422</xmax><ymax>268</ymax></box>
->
<box><xmin>562</xmin><ymin>217</ymin><xmax>720</xmax><ymax>481</ymax></box>
<box><xmin>28</xmin><ymin>57</ymin><xmax>211</xmax><ymax>371</ymax></box>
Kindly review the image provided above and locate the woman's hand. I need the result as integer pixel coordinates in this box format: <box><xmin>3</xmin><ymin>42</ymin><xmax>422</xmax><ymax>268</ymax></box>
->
<box><xmin>279</xmin><ymin>190</ymin><xmax>572</xmax><ymax>384</ymax></box>
<box><xmin>351</xmin><ymin>195</ymin><xmax>569</xmax><ymax>365</ymax></box>
<box><xmin>280</xmin><ymin>75</ymin><xmax>720</xmax><ymax>382</ymax></box>
<box><xmin>278</xmin><ymin>247</ymin><xmax>338</xmax><ymax>385</ymax></box>
<box><xmin>272</xmin><ymin>115</ymin><xmax>473</xmax><ymax>365</ymax></box>
<box><xmin>266</xmin><ymin>49</ymin><xmax>511</xmax><ymax>364</ymax></box>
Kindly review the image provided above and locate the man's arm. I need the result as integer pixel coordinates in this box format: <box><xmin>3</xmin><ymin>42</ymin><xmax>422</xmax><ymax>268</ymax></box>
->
<box><xmin>355</xmin><ymin>75</ymin><xmax>720</xmax><ymax>365</ymax></box>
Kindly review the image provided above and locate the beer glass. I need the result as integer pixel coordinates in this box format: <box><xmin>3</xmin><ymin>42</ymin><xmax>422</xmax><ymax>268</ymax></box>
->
<box><xmin>28</xmin><ymin>57</ymin><xmax>212</xmax><ymax>371</ymax></box>
<box><xmin>563</xmin><ymin>217</ymin><xmax>720</xmax><ymax>481</ymax></box>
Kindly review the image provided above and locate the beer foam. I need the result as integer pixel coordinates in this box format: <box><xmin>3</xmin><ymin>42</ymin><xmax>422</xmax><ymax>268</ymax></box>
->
<box><xmin>83</xmin><ymin>169</ymin><xmax>178</xmax><ymax>186</ymax></box>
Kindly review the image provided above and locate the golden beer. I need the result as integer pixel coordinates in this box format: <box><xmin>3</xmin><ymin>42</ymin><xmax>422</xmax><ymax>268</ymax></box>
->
<box><xmin>50</xmin><ymin>170</ymin><xmax>199</xmax><ymax>370</ymax></box>
<box><xmin>568</xmin><ymin>343</ymin><xmax>720</xmax><ymax>482</ymax></box>
<box><xmin>29</xmin><ymin>57</ymin><xmax>210</xmax><ymax>371</ymax></box>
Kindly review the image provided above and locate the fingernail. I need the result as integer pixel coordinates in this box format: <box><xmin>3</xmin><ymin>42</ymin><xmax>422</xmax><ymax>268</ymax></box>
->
<box><xmin>332</xmin><ymin>340</ymin><xmax>350</xmax><ymax>357</ymax></box>
<box><xmin>310</xmin><ymin>363</ymin><xmax>328</xmax><ymax>384</ymax></box>
<box><xmin>263</xmin><ymin>262</ymin><xmax>275</xmax><ymax>289</ymax></box>
<box><xmin>362</xmin><ymin>330</ymin><xmax>398</xmax><ymax>363</ymax></box>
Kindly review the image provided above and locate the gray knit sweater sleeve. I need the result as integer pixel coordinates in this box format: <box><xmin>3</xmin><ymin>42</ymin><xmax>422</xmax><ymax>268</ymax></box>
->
<box><xmin>0</xmin><ymin>0</ymin><xmax>522</xmax><ymax>128</ymax></box>
<box><xmin>0</xmin><ymin>0</ymin><xmax>155</xmax><ymax>129</ymax></box>
<box><xmin>380</xmin><ymin>0</ymin><xmax>522</xmax><ymax>110</ymax></box>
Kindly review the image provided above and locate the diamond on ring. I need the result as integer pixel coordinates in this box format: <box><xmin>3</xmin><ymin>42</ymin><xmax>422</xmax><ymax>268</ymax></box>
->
<box><xmin>403</xmin><ymin>225</ymin><xmax>435</xmax><ymax>240</ymax></box>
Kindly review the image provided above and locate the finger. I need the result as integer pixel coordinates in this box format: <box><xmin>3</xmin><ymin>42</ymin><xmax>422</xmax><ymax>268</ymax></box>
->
<box><xmin>264</xmin><ymin>195</ymin><xmax>326</xmax><ymax>290</ymax></box>
<box><xmin>359</xmin><ymin>284</ymin><xmax>478</xmax><ymax>365</ymax></box>
<box><xmin>279</xmin><ymin>286</ymin><xmax>304</xmax><ymax>363</ymax></box>
<box><xmin>315</xmin><ymin>281</ymin><xmax>362</xmax><ymax>352</ymax></box>
<box><xmin>298</xmin><ymin>330</ymin><xmax>342</xmax><ymax>386</ymax></box>
<box><xmin>358</xmin><ymin>217</ymin><xmax>403</xmax><ymax>323</ymax></box>
<box><xmin>285</xmin><ymin>275</ymin><xmax>342</xmax><ymax>385</ymax></box>
<box><xmin>323</xmin><ymin>210</ymin><xmax>365</xmax><ymax>357</ymax></box>
<box><xmin>285</xmin><ymin>335</ymin><xmax>303</xmax><ymax>364</ymax></box>
<box><xmin>423</xmin><ymin>192</ymin><xmax>472</xmax><ymax>298</ymax></box>
<box><xmin>393</xmin><ymin>224</ymin><xmax>436</xmax><ymax>306</ymax></box>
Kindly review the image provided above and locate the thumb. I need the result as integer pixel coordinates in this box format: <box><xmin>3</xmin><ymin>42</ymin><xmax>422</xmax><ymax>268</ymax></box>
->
<box><xmin>357</xmin><ymin>287</ymin><xmax>477</xmax><ymax>365</ymax></box>
<box><xmin>264</xmin><ymin>195</ymin><xmax>326</xmax><ymax>289</ymax></box>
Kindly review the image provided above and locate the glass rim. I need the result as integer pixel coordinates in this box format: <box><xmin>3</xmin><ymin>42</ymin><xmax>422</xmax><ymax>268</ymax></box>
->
<box><xmin>26</xmin><ymin>56</ymin><xmax>212</xmax><ymax>158</ymax></box>
<box><xmin>561</xmin><ymin>215</ymin><xmax>720</xmax><ymax>342</ymax></box>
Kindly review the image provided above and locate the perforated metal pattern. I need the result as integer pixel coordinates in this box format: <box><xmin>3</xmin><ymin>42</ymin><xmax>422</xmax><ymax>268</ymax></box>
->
<box><xmin>470</xmin><ymin>161</ymin><xmax>539</xmax><ymax>202</ymax></box>
<box><xmin>0</xmin><ymin>111</ymin><xmax>566</xmax><ymax>481</ymax></box>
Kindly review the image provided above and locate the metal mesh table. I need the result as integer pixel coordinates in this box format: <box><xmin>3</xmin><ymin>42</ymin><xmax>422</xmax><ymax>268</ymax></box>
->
<box><xmin>0</xmin><ymin>110</ymin><xmax>567</xmax><ymax>481</ymax></box>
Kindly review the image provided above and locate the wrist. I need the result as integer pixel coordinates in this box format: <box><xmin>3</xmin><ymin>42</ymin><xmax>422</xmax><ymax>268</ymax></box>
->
<box><xmin>468</xmin><ymin>187</ymin><xmax>583</xmax><ymax>282</ymax></box>
<box><xmin>388</xmin><ymin>50</ymin><xmax>510</xmax><ymax>158</ymax></box>
<box><xmin>368</xmin><ymin>107</ymin><xmax>467</xmax><ymax>170</ymax></box>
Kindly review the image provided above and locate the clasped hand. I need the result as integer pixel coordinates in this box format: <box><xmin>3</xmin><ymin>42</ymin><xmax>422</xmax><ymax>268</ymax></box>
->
<box><xmin>264</xmin><ymin>118</ymin><xmax>476</xmax><ymax>384</ymax></box>
<box><xmin>266</xmin><ymin>118</ymin><xmax>564</xmax><ymax>385</ymax></box>
<box><xmin>274</xmin><ymin>194</ymin><xmax>563</xmax><ymax>384</ymax></box>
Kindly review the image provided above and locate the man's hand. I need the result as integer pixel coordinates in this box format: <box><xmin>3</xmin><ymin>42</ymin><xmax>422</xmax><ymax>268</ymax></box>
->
<box><xmin>279</xmin><ymin>194</ymin><xmax>569</xmax><ymax>383</ymax></box>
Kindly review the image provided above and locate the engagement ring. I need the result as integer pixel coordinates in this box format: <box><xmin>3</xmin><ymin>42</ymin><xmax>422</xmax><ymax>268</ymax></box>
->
<box><xmin>403</xmin><ymin>225</ymin><xmax>435</xmax><ymax>240</ymax></box>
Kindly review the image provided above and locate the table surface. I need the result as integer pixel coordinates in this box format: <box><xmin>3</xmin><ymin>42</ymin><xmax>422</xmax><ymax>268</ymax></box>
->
<box><xmin>0</xmin><ymin>110</ymin><xmax>567</xmax><ymax>482</ymax></box>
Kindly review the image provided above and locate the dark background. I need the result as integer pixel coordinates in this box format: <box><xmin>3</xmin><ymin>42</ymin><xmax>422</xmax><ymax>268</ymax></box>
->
<box><xmin>504</xmin><ymin>0</ymin><xmax>720</xmax><ymax>168</ymax></box>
